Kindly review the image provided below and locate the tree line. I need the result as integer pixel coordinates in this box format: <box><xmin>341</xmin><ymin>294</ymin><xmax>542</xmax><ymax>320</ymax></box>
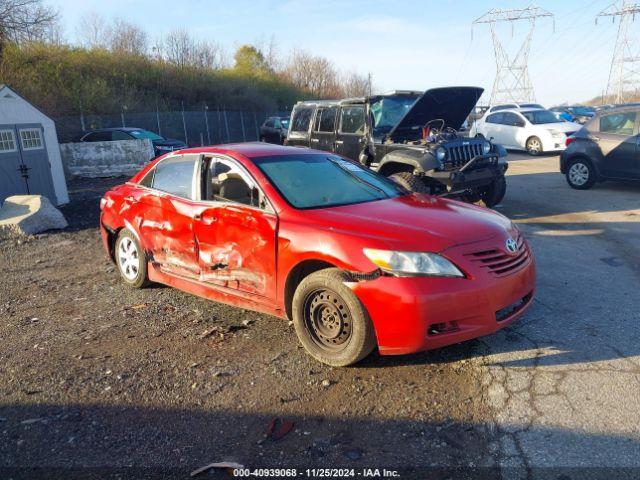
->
<box><xmin>0</xmin><ymin>0</ymin><xmax>372</xmax><ymax>117</ymax></box>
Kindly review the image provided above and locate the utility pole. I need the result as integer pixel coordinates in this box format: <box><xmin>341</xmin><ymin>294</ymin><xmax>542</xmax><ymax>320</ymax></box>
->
<box><xmin>473</xmin><ymin>6</ymin><xmax>554</xmax><ymax>105</ymax></box>
<box><xmin>367</xmin><ymin>72</ymin><xmax>372</xmax><ymax>96</ymax></box>
<box><xmin>598</xmin><ymin>1</ymin><xmax>640</xmax><ymax>104</ymax></box>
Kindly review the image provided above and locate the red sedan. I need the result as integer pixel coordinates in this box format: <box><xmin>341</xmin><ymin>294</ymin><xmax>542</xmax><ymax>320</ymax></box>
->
<box><xmin>100</xmin><ymin>143</ymin><xmax>535</xmax><ymax>366</ymax></box>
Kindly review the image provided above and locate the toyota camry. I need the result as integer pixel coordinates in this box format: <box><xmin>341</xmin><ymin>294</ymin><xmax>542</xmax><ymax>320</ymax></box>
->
<box><xmin>100</xmin><ymin>143</ymin><xmax>535</xmax><ymax>366</ymax></box>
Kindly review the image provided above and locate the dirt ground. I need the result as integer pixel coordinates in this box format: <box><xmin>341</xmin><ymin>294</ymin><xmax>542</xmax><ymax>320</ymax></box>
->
<box><xmin>0</xmin><ymin>177</ymin><xmax>498</xmax><ymax>479</ymax></box>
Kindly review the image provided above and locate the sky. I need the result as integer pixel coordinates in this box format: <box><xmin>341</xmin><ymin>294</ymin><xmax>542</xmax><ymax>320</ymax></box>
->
<box><xmin>49</xmin><ymin>0</ymin><xmax>629</xmax><ymax>105</ymax></box>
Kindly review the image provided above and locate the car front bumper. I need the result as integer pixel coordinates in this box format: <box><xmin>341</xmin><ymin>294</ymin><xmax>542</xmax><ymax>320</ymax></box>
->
<box><xmin>430</xmin><ymin>159</ymin><xmax>508</xmax><ymax>191</ymax></box>
<box><xmin>351</xmin><ymin>237</ymin><xmax>536</xmax><ymax>355</ymax></box>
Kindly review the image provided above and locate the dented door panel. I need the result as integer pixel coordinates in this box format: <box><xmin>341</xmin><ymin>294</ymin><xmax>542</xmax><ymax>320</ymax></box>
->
<box><xmin>194</xmin><ymin>203</ymin><xmax>277</xmax><ymax>298</ymax></box>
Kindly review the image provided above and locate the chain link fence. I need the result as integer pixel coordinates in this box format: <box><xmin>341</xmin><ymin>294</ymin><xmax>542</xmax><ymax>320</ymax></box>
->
<box><xmin>54</xmin><ymin>109</ymin><xmax>292</xmax><ymax>145</ymax></box>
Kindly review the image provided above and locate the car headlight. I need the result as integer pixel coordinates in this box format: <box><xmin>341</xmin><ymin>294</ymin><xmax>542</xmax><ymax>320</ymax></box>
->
<box><xmin>482</xmin><ymin>141</ymin><xmax>491</xmax><ymax>154</ymax></box>
<box><xmin>363</xmin><ymin>249</ymin><xmax>464</xmax><ymax>277</ymax></box>
<box><xmin>435</xmin><ymin>147</ymin><xmax>446</xmax><ymax>162</ymax></box>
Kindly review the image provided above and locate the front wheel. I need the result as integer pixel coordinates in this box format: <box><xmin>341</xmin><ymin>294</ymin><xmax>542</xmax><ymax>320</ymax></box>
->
<box><xmin>292</xmin><ymin>269</ymin><xmax>376</xmax><ymax>367</ymax></box>
<box><xmin>566</xmin><ymin>158</ymin><xmax>596</xmax><ymax>190</ymax></box>
<box><xmin>526</xmin><ymin>136</ymin><xmax>543</xmax><ymax>156</ymax></box>
<box><xmin>388</xmin><ymin>171</ymin><xmax>432</xmax><ymax>194</ymax></box>
<box><xmin>479</xmin><ymin>175</ymin><xmax>507</xmax><ymax>208</ymax></box>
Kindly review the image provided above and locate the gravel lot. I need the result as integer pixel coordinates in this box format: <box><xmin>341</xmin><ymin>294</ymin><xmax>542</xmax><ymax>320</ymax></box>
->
<box><xmin>1</xmin><ymin>153</ymin><xmax>639</xmax><ymax>479</ymax></box>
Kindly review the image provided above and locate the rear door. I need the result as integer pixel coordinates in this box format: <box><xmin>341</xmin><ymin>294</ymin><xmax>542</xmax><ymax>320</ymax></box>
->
<box><xmin>136</xmin><ymin>154</ymin><xmax>201</xmax><ymax>278</ymax></box>
<box><xmin>286</xmin><ymin>106</ymin><xmax>314</xmax><ymax>148</ymax></box>
<box><xmin>310</xmin><ymin>106</ymin><xmax>338</xmax><ymax>152</ymax></box>
<box><xmin>335</xmin><ymin>105</ymin><xmax>366</xmax><ymax>161</ymax></box>
<box><xmin>595</xmin><ymin>111</ymin><xmax>638</xmax><ymax>178</ymax></box>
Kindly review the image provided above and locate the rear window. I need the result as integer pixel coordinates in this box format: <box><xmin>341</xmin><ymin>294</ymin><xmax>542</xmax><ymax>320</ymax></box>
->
<box><xmin>291</xmin><ymin>107</ymin><xmax>314</xmax><ymax>132</ymax></box>
<box><xmin>599</xmin><ymin>112</ymin><xmax>636</xmax><ymax>135</ymax></box>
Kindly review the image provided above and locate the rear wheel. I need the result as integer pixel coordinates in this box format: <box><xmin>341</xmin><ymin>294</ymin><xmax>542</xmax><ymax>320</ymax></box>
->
<box><xmin>566</xmin><ymin>158</ymin><xmax>596</xmax><ymax>190</ymax></box>
<box><xmin>292</xmin><ymin>268</ymin><xmax>376</xmax><ymax>367</ymax></box>
<box><xmin>526</xmin><ymin>136</ymin><xmax>543</xmax><ymax>156</ymax></box>
<box><xmin>115</xmin><ymin>229</ymin><xmax>150</xmax><ymax>288</ymax></box>
<box><xmin>388</xmin><ymin>171</ymin><xmax>432</xmax><ymax>194</ymax></box>
<box><xmin>480</xmin><ymin>175</ymin><xmax>507</xmax><ymax>208</ymax></box>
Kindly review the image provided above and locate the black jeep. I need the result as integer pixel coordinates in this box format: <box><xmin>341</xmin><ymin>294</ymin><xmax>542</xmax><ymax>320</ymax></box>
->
<box><xmin>285</xmin><ymin>87</ymin><xmax>508</xmax><ymax>207</ymax></box>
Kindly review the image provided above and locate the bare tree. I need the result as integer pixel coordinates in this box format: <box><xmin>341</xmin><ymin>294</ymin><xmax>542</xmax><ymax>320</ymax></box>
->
<box><xmin>0</xmin><ymin>0</ymin><xmax>58</xmax><ymax>53</ymax></box>
<box><xmin>76</xmin><ymin>12</ymin><xmax>110</xmax><ymax>49</ymax></box>
<box><xmin>342</xmin><ymin>71</ymin><xmax>371</xmax><ymax>97</ymax></box>
<box><xmin>283</xmin><ymin>49</ymin><xmax>342</xmax><ymax>98</ymax></box>
<box><xmin>109</xmin><ymin>18</ymin><xmax>148</xmax><ymax>56</ymax></box>
<box><xmin>163</xmin><ymin>28</ymin><xmax>224</xmax><ymax>69</ymax></box>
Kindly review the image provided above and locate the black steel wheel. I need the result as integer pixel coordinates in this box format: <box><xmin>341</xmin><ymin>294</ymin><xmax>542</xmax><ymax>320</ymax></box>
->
<box><xmin>292</xmin><ymin>268</ymin><xmax>376</xmax><ymax>366</ymax></box>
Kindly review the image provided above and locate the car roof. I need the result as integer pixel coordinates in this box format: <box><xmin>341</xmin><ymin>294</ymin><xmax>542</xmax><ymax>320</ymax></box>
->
<box><xmin>294</xmin><ymin>90</ymin><xmax>423</xmax><ymax>108</ymax></box>
<box><xmin>87</xmin><ymin>127</ymin><xmax>145</xmax><ymax>132</ymax></box>
<box><xmin>593</xmin><ymin>105</ymin><xmax>640</xmax><ymax>117</ymax></box>
<box><xmin>171</xmin><ymin>142</ymin><xmax>318</xmax><ymax>159</ymax></box>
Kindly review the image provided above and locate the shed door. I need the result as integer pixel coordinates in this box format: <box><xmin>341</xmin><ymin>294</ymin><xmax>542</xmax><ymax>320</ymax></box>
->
<box><xmin>0</xmin><ymin>123</ymin><xmax>57</xmax><ymax>204</ymax></box>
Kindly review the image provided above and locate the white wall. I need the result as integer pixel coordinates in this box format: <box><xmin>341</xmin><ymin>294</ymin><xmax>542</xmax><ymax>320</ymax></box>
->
<box><xmin>60</xmin><ymin>139</ymin><xmax>155</xmax><ymax>177</ymax></box>
<box><xmin>0</xmin><ymin>86</ymin><xmax>69</xmax><ymax>205</ymax></box>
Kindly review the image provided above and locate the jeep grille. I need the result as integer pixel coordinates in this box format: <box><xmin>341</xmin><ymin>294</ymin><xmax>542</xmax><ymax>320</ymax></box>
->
<box><xmin>442</xmin><ymin>140</ymin><xmax>486</xmax><ymax>171</ymax></box>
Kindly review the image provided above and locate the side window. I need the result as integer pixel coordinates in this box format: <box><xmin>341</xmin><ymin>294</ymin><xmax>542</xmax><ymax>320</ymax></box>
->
<box><xmin>83</xmin><ymin>131</ymin><xmax>111</xmax><ymax>142</ymax></box>
<box><xmin>486</xmin><ymin>113</ymin><xmax>503</xmax><ymax>124</ymax></box>
<box><xmin>152</xmin><ymin>155</ymin><xmax>198</xmax><ymax>199</ymax></box>
<box><xmin>340</xmin><ymin>106</ymin><xmax>365</xmax><ymax>134</ymax></box>
<box><xmin>112</xmin><ymin>130</ymin><xmax>132</xmax><ymax>141</ymax></box>
<box><xmin>0</xmin><ymin>129</ymin><xmax>17</xmax><ymax>152</ymax></box>
<box><xmin>319</xmin><ymin>107</ymin><xmax>338</xmax><ymax>132</ymax></box>
<box><xmin>19</xmin><ymin>128</ymin><xmax>44</xmax><ymax>150</ymax></box>
<box><xmin>207</xmin><ymin>158</ymin><xmax>263</xmax><ymax>209</ymax></box>
<box><xmin>313</xmin><ymin>109</ymin><xmax>324</xmax><ymax>132</ymax></box>
<box><xmin>291</xmin><ymin>107</ymin><xmax>313</xmax><ymax>133</ymax></box>
<box><xmin>503</xmin><ymin>113</ymin><xmax>523</xmax><ymax>127</ymax></box>
<box><xmin>599</xmin><ymin>112</ymin><xmax>637</xmax><ymax>136</ymax></box>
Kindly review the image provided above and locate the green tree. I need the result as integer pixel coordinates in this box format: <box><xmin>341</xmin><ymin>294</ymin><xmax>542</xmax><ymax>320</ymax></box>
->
<box><xmin>233</xmin><ymin>45</ymin><xmax>269</xmax><ymax>75</ymax></box>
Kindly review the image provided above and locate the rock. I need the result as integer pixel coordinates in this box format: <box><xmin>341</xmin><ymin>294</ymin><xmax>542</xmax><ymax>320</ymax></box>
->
<box><xmin>0</xmin><ymin>195</ymin><xmax>67</xmax><ymax>237</ymax></box>
<box><xmin>321</xmin><ymin>379</ymin><xmax>332</xmax><ymax>387</ymax></box>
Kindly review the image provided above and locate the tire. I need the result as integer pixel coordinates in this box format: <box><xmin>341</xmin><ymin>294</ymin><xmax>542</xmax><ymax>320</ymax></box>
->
<box><xmin>388</xmin><ymin>171</ymin><xmax>432</xmax><ymax>194</ymax></box>
<box><xmin>565</xmin><ymin>158</ymin><xmax>596</xmax><ymax>190</ymax></box>
<box><xmin>526</xmin><ymin>136</ymin><xmax>543</xmax><ymax>156</ymax></box>
<box><xmin>115</xmin><ymin>229</ymin><xmax>150</xmax><ymax>288</ymax></box>
<box><xmin>292</xmin><ymin>268</ymin><xmax>376</xmax><ymax>367</ymax></box>
<box><xmin>480</xmin><ymin>175</ymin><xmax>507</xmax><ymax>208</ymax></box>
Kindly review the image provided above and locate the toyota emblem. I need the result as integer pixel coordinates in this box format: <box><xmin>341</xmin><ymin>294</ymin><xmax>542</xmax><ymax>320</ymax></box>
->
<box><xmin>505</xmin><ymin>237</ymin><xmax>518</xmax><ymax>254</ymax></box>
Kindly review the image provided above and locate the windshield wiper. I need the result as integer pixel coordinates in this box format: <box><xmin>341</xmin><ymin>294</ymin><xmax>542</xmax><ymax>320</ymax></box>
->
<box><xmin>327</xmin><ymin>157</ymin><xmax>390</xmax><ymax>199</ymax></box>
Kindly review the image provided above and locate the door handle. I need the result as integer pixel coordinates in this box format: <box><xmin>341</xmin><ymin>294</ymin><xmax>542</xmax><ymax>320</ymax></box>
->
<box><xmin>335</xmin><ymin>140</ymin><xmax>344</xmax><ymax>145</ymax></box>
<box><xmin>194</xmin><ymin>212</ymin><xmax>217</xmax><ymax>225</ymax></box>
<box><xmin>310</xmin><ymin>138</ymin><xmax>320</xmax><ymax>143</ymax></box>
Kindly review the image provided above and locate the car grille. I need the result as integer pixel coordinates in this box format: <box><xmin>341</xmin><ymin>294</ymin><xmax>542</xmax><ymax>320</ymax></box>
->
<box><xmin>442</xmin><ymin>140</ymin><xmax>487</xmax><ymax>170</ymax></box>
<box><xmin>464</xmin><ymin>235</ymin><xmax>531</xmax><ymax>277</ymax></box>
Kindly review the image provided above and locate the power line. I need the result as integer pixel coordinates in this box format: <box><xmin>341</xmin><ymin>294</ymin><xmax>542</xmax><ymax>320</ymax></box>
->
<box><xmin>598</xmin><ymin>1</ymin><xmax>640</xmax><ymax>102</ymax></box>
<box><xmin>473</xmin><ymin>5</ymin><xmax>554</xmax><ymax>104</ymax></box>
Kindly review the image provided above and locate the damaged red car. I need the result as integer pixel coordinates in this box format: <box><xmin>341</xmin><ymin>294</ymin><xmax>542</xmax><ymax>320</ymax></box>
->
<box><xmin>100</xmin><ymin>143</ymin><xmax>535</xmax><ymax>366</ymax></box>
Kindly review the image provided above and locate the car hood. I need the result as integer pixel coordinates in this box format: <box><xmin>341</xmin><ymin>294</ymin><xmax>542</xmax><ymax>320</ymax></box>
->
<box><xmin>387</xmin><ymin>86</ymin><xmax>484</xmax><ymax>142</ymax></box>
<box><xmin>307</xmin><ymin>194</ymin><xmax>513</xmax><ymax>252</ymax></box>
<box><xmin>153</xmin><ymin>139</ymin><xmax>187</xmax><ymax>147</ymax></box>
<box><xmin>545</xmin><ymin>122</ymin><xmax>582</xmax><ymax>133</ymax></box>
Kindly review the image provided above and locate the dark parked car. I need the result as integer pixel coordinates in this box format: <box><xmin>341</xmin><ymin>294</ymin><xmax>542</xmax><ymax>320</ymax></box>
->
<box><xmin>259</xmin><ymin>116</ymin><xmax>289</xmax><ymax>144</ymax></box>
<box><xmin>550</xmin><ymin>106</ymin><xmax>595</xmax><ymax>125</ymax></box>
<box><xmin>285</xmin><ymin>87</ymin><xmax>508</xmax><ymax>207</ymax></box>
<box><xmin>561</xmin><ymin>106</ymin><xmax>639</xmax><ymax>189</ymax></box>
<box><xmin>78</xmin><ymin>128</ymin><xmax>187</xmax><ymax>158</ymax></box>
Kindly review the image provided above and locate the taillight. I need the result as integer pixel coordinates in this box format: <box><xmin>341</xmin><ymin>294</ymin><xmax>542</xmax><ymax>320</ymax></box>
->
<box><xmin>566</xmin><ymin>136</ymin><xmax>576</xmax><ymax>147</ymax></box>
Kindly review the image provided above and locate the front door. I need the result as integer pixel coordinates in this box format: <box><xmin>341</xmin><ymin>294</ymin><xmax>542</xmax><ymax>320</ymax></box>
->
<box><xmin>0</xmin><ymin>126</ymin><xmax>27</xmax><ymax>202</ymax></box>
<box><xmin>596</xmin><ymin>111</ymin><xmax>639</xmax><ymax>178</ymax></box>
<box><xmin>335</xmin><ymin>105</ymin><xmax>366</xmax><ymax>161</ymax></box>
<box><xmin>193</xmin><ymin>156</ymin><xmax>277</xmax><ymax>298</ymax></box>
<box><xmin>136</xmin><ymin>154</ymin><xmax>201</xmax><ymax>278</ymax></box>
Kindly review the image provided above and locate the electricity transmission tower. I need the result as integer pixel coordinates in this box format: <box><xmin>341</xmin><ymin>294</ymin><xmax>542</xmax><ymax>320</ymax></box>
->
<box><xmin>598</xmin><ymin>1</ymin><xmax>640</xmax><ymax>103</ymax></box>
<box><xmin>473</xmin><ymin>6</ymin><xmax>554</xmax><ymax>105</ymax></box>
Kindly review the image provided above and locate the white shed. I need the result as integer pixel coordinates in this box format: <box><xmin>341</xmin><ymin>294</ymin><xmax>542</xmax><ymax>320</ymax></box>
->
<box><xmin>0</xmin><ymin>85</ymin><xmax>69</xmax><ymax>205</ymax></box>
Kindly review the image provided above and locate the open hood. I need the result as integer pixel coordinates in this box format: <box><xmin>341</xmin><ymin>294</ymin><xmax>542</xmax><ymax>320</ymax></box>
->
<box><xmin>386</xmin><ymin>87</ymin><xmax>484</xmax><ymax>141</ymax></box>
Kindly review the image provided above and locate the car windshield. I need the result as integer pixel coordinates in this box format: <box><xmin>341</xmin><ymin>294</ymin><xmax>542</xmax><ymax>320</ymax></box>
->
<box><xmin>370</xmin><ymin>95</ymin><xmax>419</xmax><ymax>136</ymax></box>
<box><xmin>521</xmin><ymin>110</ymin><xmax>562</xmax><ymax>124</ymax></box>
<box><xmin>253</xmin><ymin>154</ymin><xmax>405</xmax><ymax>209</ymax></box>
<box><xmin>570</xmin><ymin>106</ymin><xmax>595</xmax><ymax>115</ymax></box>
<box><xmin>129</xmin><ymin>130</ymin><xmax>163</xmax><ymax>141</ymax></box>
<box><xmin>280</xmin><ymin>118</ymin><xmax>289</xmax><ymax>129</ymax></box>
